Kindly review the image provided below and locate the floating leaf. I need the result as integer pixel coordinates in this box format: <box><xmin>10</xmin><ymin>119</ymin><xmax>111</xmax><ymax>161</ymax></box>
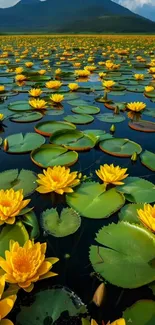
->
<box><xmin>22</xmin><ymin>211</ymin><xmax>40</xmax><ymax>239</ymax></box>
<box><xmin>50</xmin><ymin>130</ymin><xmax>96</xmax><ymax>151</ymax></box>
<box><xmin>10</xmin><ymin>111</ymin><xmax>43</xmax><ymax>123</ymax></box>
<box><xmin>16</xmin><ymin>287</ymin><xmax>87</xmax><ymax>325</ymax></box>
<box><xmin>119</xmin><ymin>203</ymin><xmax>144</xmax><ymax>223</ymax></box>
<box><xmin>64</xmin><ymin>114</ymin><xmax>94</xmax><ymax>125</ymax></box>
<box><xmin>72</xmin><ymin>105</ymin><xmax>100</xmax><ymax>115</ymax></box>
<box><xmin>99</xmin><ymin>138</ymin><xmax>142</xmax><ymax>157</ymax></box>
<box><xmin>140</xmin><ymin>150</ymin><xmax>155</xmax><ymax>171</ymax></box>
<box><xmin>42</xmin><ymin>208</ymin><xmax>81</xmax><ymax>237</ymax></box>
<box><xmin>104</xmin><ymin>102</ymin><xmax>126</xmax><ymax>111</ymax></box>
<box><xmin>31</xmin><ymin>144</ymin><xmax>78</xmax><ymax>168</ymax></box>
<box><xmin>97</xmin><ymin>113</ymin><xmax>125</xmax><ymax>123</ymax></box>
<box><xmin>66</xmin><ymin>182</ymin><xmax>125</xmax><ymax>219</ymax></box>
<box><xmin>83</xmin><ymin>130</ymin><xmax>113</xmax><ymax>142</ymax></box>
<box><xmin>123</xmin><ymin>300</ymin><xmax>155</xmax><ymax>325</ymax></box>
<box><xmin>117</xmin><ymin>177</ymin><xmax>155</xmax><ymax>203</ymax></box>
<box><xmin>89</xmin><ymin>222</ymin><xmax>155</xmax><ymax>288</ymax></box>
<box><xmin>129</xmin><ymin>120</ymin><xmax>155</xmax><ymax>133</ymax></box>
<box><xmin>143</xmin><ymin>109</ymin><xmax>155</xmax><ymax>118</ymax></box>
<box><xmin>67</xmin><ymin>99</ymin><xmax>89</xmax><ymax>106</ymax></box>
<box><xmin>35</xmin><ymin>120</ymin><xmax>76</xmax><ymax>136</ymax></box>
<box><xmin>9</xmin><ymin>100</ymin><xmax>32</xmax><ymax>111</ymax></box>
<box><xmin>6</xmin><ymin>133</ymin><xmax>45</xmax><ymax>153</ymax></box>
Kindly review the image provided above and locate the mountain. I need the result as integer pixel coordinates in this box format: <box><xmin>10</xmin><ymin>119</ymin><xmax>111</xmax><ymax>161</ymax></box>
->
<box><xmin>0</xmin><ymin>0</ymin><xmax>155</xmax><ymax>33</ymax></box>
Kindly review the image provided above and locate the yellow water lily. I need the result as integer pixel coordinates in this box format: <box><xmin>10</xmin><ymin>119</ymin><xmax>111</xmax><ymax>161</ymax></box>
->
<box><xmin>99</xmin><ymin>72</ymin><xmax>107</xmax><ymax>78</ymax></box>
<box><xmin>91</xmin><ymin>318</ymin><xmax>125</xmax><ymax>325</ymax></box>
<box><xmin>15</xmin><ymin>74</ymin><xmax>26</xmax><ymax>82</ymax></box>
<box><xmin>96</xmin><ymin>164</ymin><xmax>128</xmax><ymax>186</ymax></box>
<box><xmin>73</xmin><ymin>62</ymin><xmax>81</xmax><ymax>67</ymax></box>
<box><xmin>84</xmin><ymin>65</ymin><xmax>96</xmax><ymax>72</ymax></box>
<box><xmin>38</xmin><ymin>69</ymin><xmax>46</xmax><ymax>75</ymax></box>
<box><xmin>75</xmin><ymin>69</ymin><xmax>90</xmax><ymax>77</ymax></box>
<box><xmin>134</xmin><ymin>74</ymin><xmax>144</xmax><ymax>80</ymax></box>
<box><xmin>68</xmin><ymin>83</ymin><xmax>79</xmax><ymax>91</ymax></box>
<box><xmin>0</xmin><ymin>275</ymin><xmax>17</xmax><ymax>325</ymax></box>
<box><xmin>29</xmin><ymin>88</ymin><xmax>42</xmax><ymax>97</ymax></box>
<box><xmin>29</xmin><ymin>98</ymin><xmax>47</xmax><ymax>109</ymax></box>
<box><xmin>105</xmin><ymin>61</ymin><xmax>114</xmax><ymax>70</ymax></box>
<box><xmin>0</xmin><ymin>113</ymin><xmax>4</xmax><ymax>121</ymax></box>
<box><xmin>25</xmin><ymin>61</ymin><xmax>34</xmax><ymax>68</ymax></box>
<box><xmin>137</xmin><ymin>204</ymin><xmax>155</xmax><ymax>232</ymax></box>
<box><xmin>55</xmin><ymin>68</ymin><xmax>62</xmax><ymax>75</ymax></box>
<box><xmin>0</xmin><ymin>240</ymin><xmax>59</xmax><ymax>292</ymax></box>
<box><xmin>145</xmin><ymin>86</ymin><xmax>154</xmax><ymax>92</ymax></box>
<box><xmin>50</xmin><ymin>94</ymin><xmax>64</xmax><ymax>103</ymax></box>
<box><xmin>0</xmin><ymin>189</ymin><xmax>30</xmax><ymax>225</ymax></box>
<box><xmin>103</xmin><ymin>80</ymin><xmax>115</xmax><ymax>89</ymax></box>
<box><xmin>36</xmin><ymin>166</ymin><xmax>80</xmax><ymax>195</ymax></box>
<box><xmin>0</xmin><ymin>85</ymin><xmax>5</xmax><ymax>92</ymax></box>
<box><xmin>126</xmin><ymin>102</ymin><xmax>146</xmax><ymax>112</ymax></box>
<box><xmin>15</xmin><ymin>67</ymin><xmax>24</xmax><ymax>74</ymax></box>
<box><xmin>45</xmin><ymin>80</ymin><xmax>62</xmax><ymax>89</ymax></box>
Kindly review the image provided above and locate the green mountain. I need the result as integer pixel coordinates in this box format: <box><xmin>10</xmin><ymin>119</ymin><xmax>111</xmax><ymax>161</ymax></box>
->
<box><xmin>0</xmin><ymin>0</ymin><xmax>155</xmax><ymax>33</ymax></box>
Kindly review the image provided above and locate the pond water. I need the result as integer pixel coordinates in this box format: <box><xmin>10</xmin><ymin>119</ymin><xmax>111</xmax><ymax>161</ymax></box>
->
<box><xmin>0</xmin><ymin>35</ymin><xmax>155</xmax><ymax>325</ymax></box>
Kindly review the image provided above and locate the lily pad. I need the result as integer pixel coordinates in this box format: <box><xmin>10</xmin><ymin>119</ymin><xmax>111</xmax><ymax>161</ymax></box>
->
<box><xmin>89</xmin><ymin>222</ymin><xmax>155</xmax><ymax>288</ymax></box>
<box><xmin>141</xmin><ymin>150</ymin><xmax>155</xmax><ymax>171</ymax></box>
<box><xmin>64</xmin><ymin>114</ymin><xmax>94</xmax><ymax>125</ymax></box>
<box><xmin>6</xmin><ymin>133</ymin><xmax>45</xmax><ymax>153</ymax></box>
<box><xmin>99</xmin><ymin>138</ymin><xmax>142</xmax><ymax>157</ymax></box>
<box><xmin>10</xmin><ymin>111</ymin><xmax>43</xmax><ymax>123</ymax></box>
<box><xmin>31</xmin><ymin>144</ymin><xmax>78</xmax><ymax>168</ymax></box>
<box><xmin>119</xmin><ymin>203</ymin><xmax>144</xmax><ymax>224</ymax></box>
<box><xmin>0</xmin><ymin>169</ymin><xmax>37</xmax><ymax>197</ymax></box>
<box><xmin>35</xmin><ymin>120</ymin><xmax>76</xmax><ymax>137</ymax></box>
<box><xmin>104</xmin><ymin>102</ymin><xmax>126</xmax><ymax>111</ymax></box>
<box><xmin>97</xmin><ymin>113</ymin><xmax>125</xmax><ymax>123</ymax></box>
<box><xmin>72</xmin><ymin>105</ymin><xmax>100</xmax><ymax>115</ymax></box>
<box><xmin>66</xmin><ymin>182</ymin><xmax>125</xmax><ymax>219</ymax></box>
<box><xmin>83</xmin><ymin>130</ymin><xmax>113</xmax><ymax>142</ymax></box>
<box><xmin>123</xmin><ymin>300</ymin><xmax>155</xmax><ymax>325</ymax></box>
<box><xmin>129</xmin><ymin>120</ymin><xmax>155</xmax><ymax>132</ymax></box>
<box><xmin>143</xmin><ymin>109</ymin><xmax>155</xmax><ymax>118</ymax></box>
<box><xmin>50</xmin><ymin>130</ymin><xmax>96</xmax><ymax>151</ymax></box>
<box><xmin>127</xmin><ymin>86</ymin><xmax>145</xmax><ymax>93</ymax></box>
<box><xmin>42</xmin><ymin>208</ymin><xmax>81</xmax><ymax>237</ymax></box>
<box><xmin>22</xmin><ymin>211</ymin><xmax>40</xmax><ymax>239</ymax></box>
<box><xmin>9</xmin><ymin>100</ymin><xmax>32</xmax><ymax>111</ymax></box>
<box><xmin>117</xmin><ymin>177</ymin><xmax>155</xmax><ymax>203</ymax></box>
<box><xmin>67</xmin><ymin>99</ymin><xmax>89</xmax><ymax>106</ymax></box>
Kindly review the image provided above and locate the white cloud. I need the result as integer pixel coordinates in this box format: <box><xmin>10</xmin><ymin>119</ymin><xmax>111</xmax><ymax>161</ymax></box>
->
<box><xmin>0</xmin><ymin>0</ymin><xmax>20</xmax><ymax>8</ymax></box>
<box><xmin>117</xmin><ymin>0</ymin><xmax>155</xmax><ymax>10</ymax></box>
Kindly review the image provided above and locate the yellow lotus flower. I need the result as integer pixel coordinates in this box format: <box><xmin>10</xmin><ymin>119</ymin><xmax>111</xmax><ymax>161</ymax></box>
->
<box><xmin>29</xmin><ymin>99</ymin><xmax>47</xmax><ymax>109</ymax></box>
<box><xmin>145</xmin><ymin>86</ymin><xmax>154</xmax><ymax>92</ymax></box>
<box><xmin>0</xmin><ymin>113</ymin><xmax>4</xmax><ymax>121</ymax></box>
<box><xmin>73</xmin><ymin>62</ymin><xmax>81</xmax><ymax>67</ymax></box>
<box><xmin>75</xmin><ymin>69</ymin><xmax>90</xmax><ymax>77</ymax></box>
<box><xmin>126</xmin><ymin>102</ymin><xmax>146</xmax><ymax>112</ymax></box>
<box><xmin>134</xmin><ymin>74</ymin><xmax>144</xmax><ymax>80</ymax></box>
<box><xmin>149</xmin><ymin>67</ymin><xmax>155</xmax><ymax>74</ymax></box>
<box><xmin>137</xmin><ymin>204</ymin><xmax>155</xmax><ymax>232</ymax></box>
<box><xmin>105</xmin><ymin>61</ymin><xmax>114</xmax><ymax>70</ymax></box>
<box><xmin>84</xmin><ymin>65</ymin><xmax>96</xmax><ymax>72</ymax></box>
<box><xmin>38</xmin><ymin>69</ymin><xmax>46</xmax><ymax>75</ymax></box>
<box><xmin>36</xmin><ymin>166</ymin><xmax>80</xmax><ymax>195</ymax></box>
<box><xmin>103</xmin><ymin>80</ymin><xmax>115</xmax><ymax>89</ymax></box>
<box><xmin>99</xmin><ymin>72</ymin><xmax>107</xmax><ymax>78</ymax></box>
<box><xmin>107</xmin><ymin>319</ymin><xmax>126</xmax><ymax>325</ymax></box>
<box><xmin>0</xmin><ymin>85</ymin><xmax>5</xmax><ymax>92</ymax></box>
<box><xmin>0</xmin><ymin>275</ymin><xmax>17</xmax><ymax>325</ymax></box>
<box><xmin>15</xmin><ymin>74</ymin><xmax>26</xmax><ymax>82</ymax></box>
<box><xmin>45</xmin><ymin>80</ymin><xmax>62</xmax><ymax>89</ymax></box>
<box><xmin>55</xmin><ymin>68</ymin><xmax>62</xmax><ymax>75</ymax></box>
<box><xmin>0</xmin><ymin>240</ymin><xmax>59</xmax><ymax>292</ymax></box>
<box><xmin>43</xmin><ymin>59</ymin><xmax>49</xmax><ymax>64</ymax></box>
<box><xmin>50</xmin><ymin>94</ymin><xmax>64</xmax><ymax>103</ymax></box>
<box><xmin>15</xmin><ymin>67</ymin><xmax>23</xmax><ymax>74</ymax></box>
<box><xmin>29</xmin><ymin>88</ymin><xmax>42</xmax><ymax>97</ymax></box>
<box><xmin>96</xmin><ymin>164</ymin><xmax>128</xmax><ymax>186</ymax></box>
<box><xmin>0</xmin><ymin>189</ymin><xmax>30</xmax><ymax>225</ymax></box>
<box><xmin>68</xmin><ymin>83</ymin><xmax>79</xmax><ymax>91</ymax></box>
<box><xmin>25</xmin><ymin>62</ymin><xmax>34</xmax><ymax>68</ymax></box>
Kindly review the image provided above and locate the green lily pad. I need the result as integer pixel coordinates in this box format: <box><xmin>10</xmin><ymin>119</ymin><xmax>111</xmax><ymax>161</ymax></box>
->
<box><xmin>42</xmin><ymin>208</ymin><xmax>81</xmax><ymax>237</ymax></box>
<box><xmin>67</xmin><ymin>99</ymin><xmax>89</xmax><ymax>106</ymax></box>
<box><xmin>16</xmin><ymin>287</ymin><xmax>87</xmax><ymax>325</ymax></box>
<box><xmin>35</xmin><ymin>120</ymin><xmax>76</xmax><ymax>137</ymax></box>
<box><xmin>83</xmin><ymin>130</ymin><xmax>113</xmax><ymax>142</ymax></box>
<box><xmin>117</xmin><ymin>177</ymin><xmax>155</xmax><ymax>203</ymax></box>
<box><xmin>22</xmin><ymin>211</ymin><xmax>40</xmax><ymax>239</ymax></box>
<box><xmin>64</xmin><ymin>114</ymin><xmax>94</xmax><ymax>125</ymax></box>
<box><xmin>10</xmin><ymin>111</ymin><xmax>43</xmax><ymax>123</ymax></box>
<box><xmin>143</xmin><ymin>109</ymin><xmax>155</xmax><ymax>118</ymax></box>
<box><xmin>46</xmin><ymin>108</ymin><xmax>64</xmax><ymax>116</ymax></box>
<box><xmin>140</xmin><ymin>150</ymin><xmax>155</xmax><ymax>171</ymax></box>
<box><xmin>31</xmin><ymin>144</ymin><xmax>78</xmax><ymax>168</ymax></box>
<box><xmin>28</xmin><ymin>75</ymin><xmax>51</xmax><ymax>81</ymax></box>
<box><xmin>119</xmin><ymin>203</ymin><xmax>144</xmax><ymax>224</ymax></box>
<box><xmin>104</xmin><ymin>102</ymin><xmax>126</xmax><ymax>111</ymax></box>
<box><xmin>66</xmin><ymin>182</ymin><xmax>125</xmax><ymax>219</ymax></box>
<box><xmin>129</xmin><ymin>120</ymin><xmax>155</xmax><ymax>132</ymax></box>
<box><xmin>50</xmin><ymin>130</ymin><xmax>96</xmax><ymax>151</ymax></box>
<box><xmin>89</xmin><ymin>222</ymin><xmax>155</xmax><ymax>288</ymax></box>
<box><xmin>0</xmin><ymin>169</ymin><xmax>37</xmax><ymax>197</ymax></box>
<box><xmin>6</xmin><ymin>133</ymin><xmax>45</xmax><ymax>153</ymax></box>
<box><xmin>127</xmin><ymin>86</ymin><xmax>145</xmax><ymax>92</ymax></box>
<box><xmin>97</xmin><ymin>113</ymin><xmax>125</xmax><ymax>123</ymax></box>
<box><xmin>99</xmin><ymin>138</ymin><xmax>142</xmax><ymax>157</ymax></box>
<box><xmin>123</xmin><ymin>300</ymin><xmax>155</xmax><ymax>325</ymax></box>
<box><xmin>72</xmin><ymin>105</ymin><xmax>100</xmax><ymax>115</ymax></box>
<box><xmin>9</xmin><ymin>100</ymin><xmax>32</xmax><ymax>111</ymax></box>
<box><xmin>0</xmin><ymin>222</ymin><xmax>29</xmax><ymax>258</ymax></box>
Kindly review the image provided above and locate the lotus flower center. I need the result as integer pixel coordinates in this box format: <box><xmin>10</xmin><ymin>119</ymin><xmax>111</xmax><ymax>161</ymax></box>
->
<box><xmin>13</xmin><ymin>255</ymin><xmax>32</xmax><ymax>273</ymax></box>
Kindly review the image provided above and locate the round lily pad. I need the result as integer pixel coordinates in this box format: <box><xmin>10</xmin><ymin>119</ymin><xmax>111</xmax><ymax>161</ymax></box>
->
<box><xmin>71</xmin><ymin>105</ymin><xmax>100</xmax><ymax>115</ymax></box>
<box><xmin>67</xmin><ymin>99</ymin><xmax>89</xmax><ymax>106</ymax></box>
<box><xmin>64</xmin><ymin>114</ymin><xmax>94</xmax><ymax>125</ymax></box>
<box><xmin>50</xmin><ymin>130</ymin><xmax>96</xmax><ymax>151</ymax></box>
<box><xmin>127</xmin><ymin>86</ymin><xmax>145</xmax><ymax>93</ymax></box>
<box><xmin>104</xmin><ymin>102</ymin><xmax>126</xmax><ymax>111</ymax></box>
<box><xmin>129</xmin><ymin>120</ymin><xmax>155</xmax><ymax>133</ymax></box>
<box><xmin>99</xmin><ymin>138</ymin><xmax>142</xmax><ymax>157</ymax></box>
<box><xmin>31</xmin><ymin>144</ymin><xmax>78</xmax><ymax>168</ymax></box>
<box><xmin>83</xmin><ymin>129</ymin><xmax>113</xmax><ymax>142</ymax></box>
<box><xmin>35</xmin><ymin>120</ymin><xmax>76</xmax><ymax>137</ymax></box>
<box><xmin>143</xmin><ymin>109</ymin><xmax>155</xmax><ymax>118</ymax></box>
<box><xmin>89</xmin><ymin>222</ymin><xmax>155</xmax><ymax>288</ymax></box>
<box><xmin>42</xmin><ymin>208</ymin><xmax>81</xmax><ymax>237</ymax></box>
<box><xmin>140</xmin><ymin>150</ymin><xmax>155</xmax><ymax>171</ymax></box>
<box><xmin>9</xmin><ymin>100</ymin><xmax>32</xmax><ymax>111</ymax></box>
<box><xmin>118</xmin><ymin>203</ymin><xmax>144</xmax><ymax>224</ymax></box>
<box><xmin>6</xmin><ymin>133</ymin><xmax>45</xmax><ymax>153</ymax></box>
<box><xmin>123</xmin><ymin>300</ymin><xmax>155</xmax><ymax>325</ymax></box>
<box><xmin>97</xmin><ymin>113</ymin><xmax>125</xmax><ymax>123</ymax></box>
<box><xmin>10</xmin><ymin>111</ymin><xmax>43</xmax><ymax>123</ymax></box>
